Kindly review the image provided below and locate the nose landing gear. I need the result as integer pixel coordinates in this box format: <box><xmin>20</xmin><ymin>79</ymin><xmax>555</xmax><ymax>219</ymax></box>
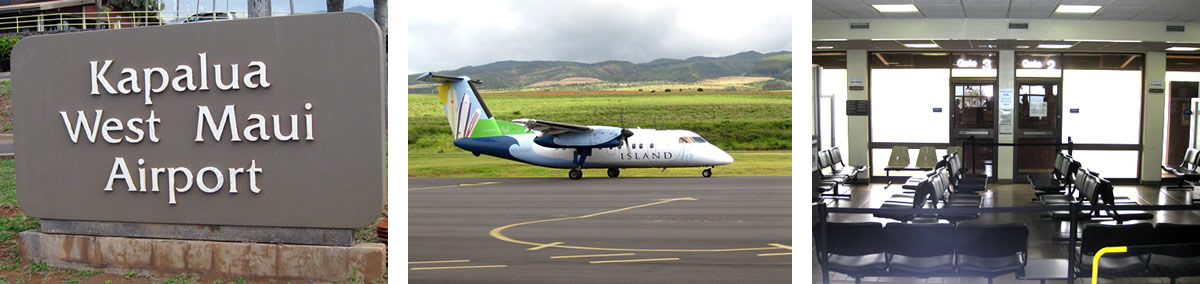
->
<box><xmin>702</xmin><ymin>167</ymin><xmax>713</xmax><ymax>178</ymax></box>
<box><xmin>607</xmin><ymin>168</ymin><xmax>620</xmax><ymax>178</ymax></box>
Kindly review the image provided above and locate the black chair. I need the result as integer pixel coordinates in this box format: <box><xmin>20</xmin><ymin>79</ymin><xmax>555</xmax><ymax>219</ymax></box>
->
<box><xmin>830</xmin><ymin>147</ymin><xmax>866</xmax><ymax>184</ymax></box>
<box><xmin>885</xmin><ymin>223</ymin><xmax>956</xmax><ymax>276</ymax></box>
<box><xmin>1149</xmin><ymin>223</ymin><xmax>1200</xmax><ymax>284</ymax></box>
<box><xmin>1092</xmin><ymin>176</ymin><xmax>1152</xmax><ymax>223</ymax></box>
<box><xmin>1029</xmin><ymin>153</ymin><xmax>1071</xmax><ymax>195</ymax></box>
<box><xmin>1163</xmin><ymin>148</ymin><xmax>1200</xmax><ymax>190</ymax></box>
<box><xmin>1078</xmin><ymin>223</ymin><xmax>1154</xmax><ymax>279</ymax></box>
<box><xmin>947</xmin><ymin>153</ymin><xmax>987</xmax><ymax>193</ymax></box>
<box><xmin>954</xmin><ymin>223</ymin><xmax>1028</xmax><ymax>284</ymax></box>
<box><xmin>822</xmin><ymin>222</ymin><xmax>888</xmax><ymax>284</ymax></box>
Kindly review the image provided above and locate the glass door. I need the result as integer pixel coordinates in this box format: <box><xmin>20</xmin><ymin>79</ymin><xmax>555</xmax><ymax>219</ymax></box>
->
<box><xmin>1014</xmin><ymin>80</ymin><xmax>1062</xmax><ymax>178</ymax></box>
<box><xmin>950</xmin><ymin>81</ymin><xmax>997</xmax><ymax>177</ymax></box>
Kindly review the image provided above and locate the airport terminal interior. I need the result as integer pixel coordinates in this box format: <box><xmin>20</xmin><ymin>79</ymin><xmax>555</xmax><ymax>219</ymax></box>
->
<box><xmin>811</xmin><ymin>1</ymin><xmax>1200</xmax><ymax>283</ymax></box>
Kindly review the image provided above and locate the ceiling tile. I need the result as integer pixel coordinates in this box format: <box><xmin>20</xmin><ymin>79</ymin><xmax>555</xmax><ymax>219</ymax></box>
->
<box><xmin>1094</xmin><ymin>7</ymin><xmax>1144</xmax><ymax>17</ymax></box>
<box><xmin>813</xmin><ymin>6</ymin><xmax>846</xmax><ymax>20</ymax></box>
<box><xmin>1060</xmin><ymin>0</ymin><xmax>1110</xmax><ymax>5</ymax></box>
<box><xmin>925</xmin><ymin>11</ymin><xmax>967</xmax><ymax>18</ymax></box>
<box><xmin>966</xmin><ymin>11</ymin><xmax>1009</xmax><ymax>18</ymax></box>
<box><xmin>1008</xmin><ymin>11</ymin><xmax>1053</xmax><ymax>18</ymax></box>
<box><xmin>1132</xmin><ymin>14</ymin><xmax>1178</xmax><ymax>21</ymax></box>
<box><xmin>914</xmin><ymin>0</ymin><xmax>962</xmax><ymax>5</ymax></box>
<box><xmin>832</xmin><ymin>5</ymin><xmax>887</xmax><ymax>18</ymax></box>
<box><xmin>918</xmin><ymin>5</ymin><xmax>965</xmax><ymax>12</ymax></box>
<box><xmin>963</xmin><ymin>0</ymin><xmax>1011</xmax><ymax>7</ymax></box>
<box><xmin>812</xmin><ymin>0</ymin><xmax>857</xmax><ymax>8</ymax></box>
<box><xmin>1089</xmin><ymin>14</ymin><xmax>1136</xmax><ymax>21</ymax></box>
<box><xmin>1106</xmin><ymin>0</ymin><xmax>1164</xmax><ymax>9</ymax></box>
<box><xmin>1011</xmin><ymin>0</ymin><xmax>1058</xmax><ymax>7</ymax></box>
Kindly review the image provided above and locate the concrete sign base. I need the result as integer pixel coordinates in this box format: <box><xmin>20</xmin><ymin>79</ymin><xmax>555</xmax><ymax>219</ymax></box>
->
<box><xmin>40</xmin><ymin>219</ymin><xmax>354</xmax><ymax>247</ymax></box>
<box><xmin>18</xmin><ymin>230</ymin><xmax>385</xmax><ymax>282</ymax></box>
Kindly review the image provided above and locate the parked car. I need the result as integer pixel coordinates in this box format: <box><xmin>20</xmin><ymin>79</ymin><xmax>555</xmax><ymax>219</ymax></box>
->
<box><xmin>181</xmin><ymin>12</ymin><xmax>236</xmax><ymax>23</ymax></box>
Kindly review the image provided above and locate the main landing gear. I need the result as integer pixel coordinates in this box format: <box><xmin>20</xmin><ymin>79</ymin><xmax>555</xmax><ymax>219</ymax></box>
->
<box><xmin>607</xmin><ymin>168</ymin><xmax>620</xmax><ymax>178</ymax></box>
<box><xmin>568</xmin><ymin>148</ymin><xmax>591</xmax><ymax>180</ymax></box>
<box><xmin>702</xmin><ymin>167</ymin><xmax>713</xmax><ymax>178</ymax></box>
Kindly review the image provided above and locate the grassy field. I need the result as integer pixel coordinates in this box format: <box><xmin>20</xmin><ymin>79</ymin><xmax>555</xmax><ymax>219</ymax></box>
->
<box><xmin>408</xmin><ymin>152</ymin><xmax>791</xmax><ymax>177</ymax></box>
<box><xmin>409</xmin><ymin>90</ymin><xmax>791</xmax><ymax>154</ymax></box>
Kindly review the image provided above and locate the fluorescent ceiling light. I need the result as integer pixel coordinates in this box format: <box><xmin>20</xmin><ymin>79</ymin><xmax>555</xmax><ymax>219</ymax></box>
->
<box><xmin>1037</xmin><ymin>44</ymin><xmax>1074</xmax><ymax>49</ymax></box>
<box><xmin>815</xmin><ymin>39</ymin><xmax>848</xmax><ymax>41</ymax></box>
<box><xmin>904</xmin><ymin>43</ymin><xmax>940</xmax><ymax>48</ymax></box>
<box><xmin>1166</xmin><ymin>47</ymin><xmax>1200</xmax><ymax>52</ymax></box>
<box><xmin>1015</xmin><ymin>45</ymin><xmax>1031</xmax><ymax>49</ymax></box>
<box><xmin>979</xmin><ymin>44</ymin><xmax>997</xmax><ymax>48</ymax></box>
<box><xmin>816</xmin><ymin>46</ymin><xmax>834</xmax><ymax>49</ymax></box>
<box><xmin>1055</xmin><ymin>5</ymin><xmax>1102</xmax><ymax>14</ymax></box>
<box><xmin>873</xmin><ymin>4</ymin><xmax>919</xmax><ymax>13</ymax></box>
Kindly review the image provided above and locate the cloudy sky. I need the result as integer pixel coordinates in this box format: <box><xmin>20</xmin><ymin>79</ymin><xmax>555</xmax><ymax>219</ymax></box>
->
<box><xmin>162</xmin><ymin>0</ymin><xmax>376</xmax><ymax>16</ymax></box>
<box><xmin>407</xmin><ymin>0</ymin><xmax>792</xmax><ymax>73</ymax></box>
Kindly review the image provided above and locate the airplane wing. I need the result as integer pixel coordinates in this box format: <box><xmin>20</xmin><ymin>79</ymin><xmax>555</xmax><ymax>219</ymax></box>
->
<box><xmin>512</xmin><ymin>119</ymin><xmax>591</xmax><ymax>135</ymax></box>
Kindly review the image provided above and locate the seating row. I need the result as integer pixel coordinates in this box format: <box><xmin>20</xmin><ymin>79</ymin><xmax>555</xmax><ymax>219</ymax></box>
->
<box><xmin>1034</xmin><ymin>154</ymin><xmax>1152</xmax><ymax>223</ymax></box>
<box><xmin>1079</xmin><ymin>223</ymin><xmax>1200</xmax><ymax>284</ymax></box>
<box><xmin>875</xmin><ymin>152</ymin><xmax>984</xmax><ymax>223</ymax></box>
<box><xmin>1162</xmin><ymin>148</ymin><xmax>1200</xmax><ymax>190</ymax></box>
<box><xmin>817</xmin><ymin>222</ymin><xmax>1027</xmax><ymax>284</ymax></box>
<box><xmin>814</xmin><ymin>147</ymin><xmax>866</xmax><ymax>199</ymax></box>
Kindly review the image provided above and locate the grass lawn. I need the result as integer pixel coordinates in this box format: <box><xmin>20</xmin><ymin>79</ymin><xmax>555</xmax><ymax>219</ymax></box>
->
<box><xmin>409</xmin><ymin>91</ymin><xmax>791</xmax><ymax>154</ymax></box>
<box><xmin>408</xmin><ymin>152</ymin><xmax>791</xmax><ymax>177</ymax></box>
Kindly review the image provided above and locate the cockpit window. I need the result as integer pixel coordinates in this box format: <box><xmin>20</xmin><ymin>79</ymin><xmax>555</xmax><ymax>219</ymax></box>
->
<box><xmin>692</xmin><ymin>137</ymin><xmax>707</xmax><ymax>143</ymax></box>
<box><xmin>679</xmin><ymin>137</ymin><xmax>695</xmax><ymax>143</ymax></box>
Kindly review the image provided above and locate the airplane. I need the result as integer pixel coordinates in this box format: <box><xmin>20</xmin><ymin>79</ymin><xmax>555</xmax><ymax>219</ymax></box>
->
<box><xmin>415</xmin><ymin>72</ymin><xmax>735</xmax><ymax>180</ymax></box>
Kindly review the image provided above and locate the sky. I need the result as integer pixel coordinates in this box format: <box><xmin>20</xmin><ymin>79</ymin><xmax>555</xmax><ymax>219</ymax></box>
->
<box><xmin>407</xmin><ymin>0</ymin><xmax>792</xmax><ymax>73</ymax></box>
<box><xmin>161</xmin><ymin>0</ymin><xmax>375</xmax><ymax>17</ymax></box>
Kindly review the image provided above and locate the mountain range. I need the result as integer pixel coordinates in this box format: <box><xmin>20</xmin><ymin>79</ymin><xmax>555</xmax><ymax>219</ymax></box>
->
<box><xmin>407</xmin><ymin>50</ymin><xmax>792</xmax><ymax>90</ymax></box>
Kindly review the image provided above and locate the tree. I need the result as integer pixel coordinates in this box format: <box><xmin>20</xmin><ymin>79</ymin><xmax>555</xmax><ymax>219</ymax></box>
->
<box><xmin>247</xmin><ymin>0</ymin><xmax>270</xmax><ymax>18</ymax></box>
<box><xmin>106</xmin><ymin>0</ymin><xmax>165</xmax><ymax>26</ymax></box>
<box><xmin>327</xmin><ymin>0</ymin><xmax>344</xmax><ymax>12</ymax></box>
<box><xmin>664</xmin><ymin>89</ymin><xmax>671</xmax><ymax>92</ymax></box>
<box><xmin>697</xmin><ymin>88</ymin><xmax>703</xmax><ymax>92</ymax></box>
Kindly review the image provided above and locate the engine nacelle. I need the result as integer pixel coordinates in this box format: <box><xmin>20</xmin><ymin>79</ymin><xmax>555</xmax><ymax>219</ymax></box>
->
<box><xmin>533</xmin><ymin>126</ymin><xmax>624</xmax><ymax>148</ymax></box>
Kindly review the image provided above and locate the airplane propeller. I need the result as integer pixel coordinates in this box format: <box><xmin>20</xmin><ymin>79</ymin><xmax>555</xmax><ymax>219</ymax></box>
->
<box><xmin>620</xmin><ymin>113</ymin><xmax>634</xmax><ymax>152</ymax></box>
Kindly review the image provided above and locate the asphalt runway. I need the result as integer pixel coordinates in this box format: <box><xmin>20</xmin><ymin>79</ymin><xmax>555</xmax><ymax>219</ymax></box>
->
<box><xmin>408</xmin><ymin>176</ymin><xmax>793</xmax><ymax>284</ymax></box>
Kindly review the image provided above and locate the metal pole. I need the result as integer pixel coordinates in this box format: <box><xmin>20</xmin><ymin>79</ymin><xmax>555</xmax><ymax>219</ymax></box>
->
<box><xmin>1067</xmin><ymin>201</ymin><xmax>1079</xmax><ymax>283</ymax></box>
<box><xmin>818</xmin><ymin>202</ymin><xmax>831</xmax><ymax>284</ymax></box>
<box><xmin>289</xmin><ymin>0</ymin><xmax>294</xmax><ymax>15</ymax></box>
<box><xmin>175</xmin><ymin>0</ymin><xmax>180</xmax><ymax>19</ymax></box>
<box><xmin>1068</xmin><ymin>136</ymin><xmax>1074</xmax><ymax>157</ymax></box>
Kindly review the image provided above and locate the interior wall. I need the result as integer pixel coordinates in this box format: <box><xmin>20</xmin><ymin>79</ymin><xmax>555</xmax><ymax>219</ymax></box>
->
<box><xmin>1142</xmin><ymin>52</ymin><xmax>1167</xmax><ymax>182</ymax></box>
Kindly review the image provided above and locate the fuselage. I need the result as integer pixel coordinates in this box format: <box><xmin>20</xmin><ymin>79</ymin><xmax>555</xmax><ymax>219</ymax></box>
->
<box><xmin>454</xmin><ymin>128</ymin><xmax>735</xmax><ymax>169</ymax></box>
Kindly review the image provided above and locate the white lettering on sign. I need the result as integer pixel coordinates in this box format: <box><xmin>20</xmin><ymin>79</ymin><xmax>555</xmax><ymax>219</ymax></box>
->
<box><xmin>104</xmin><ymin>157</ymin><xmax>264</xmax><ymax>204</ymax></box>
<box><xmin>88</xmin><ymin>53</ymin><xmax>271</xmax><ymax>105</ymax></box>
<box><xmin>1021</xmin><ymin>59</ymin><xmax>1056</xmax><ymax>69</ymax></box>
<box><xmin>956</xmin><ymin>58</ymin><xmax>977</xmax><ymax>68</ymax></box>
<box><xmin>71</xmin><ymin>53</ymin><xmax>301</xmax><ymax>205</ymax></box>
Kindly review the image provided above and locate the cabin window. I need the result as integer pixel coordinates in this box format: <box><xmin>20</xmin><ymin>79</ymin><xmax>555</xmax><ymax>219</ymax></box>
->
<box><xmin>650</xmin><ymin>143</ymin><xmax>654</xmax><ymax>149</ymax></box>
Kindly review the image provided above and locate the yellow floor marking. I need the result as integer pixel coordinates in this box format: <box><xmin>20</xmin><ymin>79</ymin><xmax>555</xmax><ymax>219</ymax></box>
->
<box><xmin>489</xmin><ymin>197</ymin><xmax>779</xmax><ymax>252</ymax></box>
<box><xmin>408</xmin><ymin>260</ymin><xmax>470</xmax><ymax>264</ymax></box>
<box><xmin>757</xmin><ymin>252</ymin><xmax>792</xmax><ymax>256</ymax></box>
<box><xmin>550</xmin><ymin>253</ymin><xmax>636</xmax><ymax>259</ymax></box>
<box><xmin>527</xmin><ymin>242</ymin><xmax>564</xmax><ymax>251</ymax></box>
<box><xmin>410</xmin><ymin>182</ymin><xmax>500</xmax><ymax>191</ymax></box>
<box><xmin>410</xmin><ymin>265</ymin><xmax>507</xmax><ymax>271</ymax></box>
<box><xmin>768</xmin><ymin>243</ymin><xmax>792</xmax><ymax>250</ymax></box>
<box><xmin>589</xmin><ymin>257</ymin><xmax>680</xmax><ymax>264</ymax></box>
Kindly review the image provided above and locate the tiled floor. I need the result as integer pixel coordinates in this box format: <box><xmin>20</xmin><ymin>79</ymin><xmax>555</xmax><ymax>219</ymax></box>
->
<box><xmin>812</xmin><ymin>181</ymin><xmax>1200</xmax><ymax>284</ymax></box>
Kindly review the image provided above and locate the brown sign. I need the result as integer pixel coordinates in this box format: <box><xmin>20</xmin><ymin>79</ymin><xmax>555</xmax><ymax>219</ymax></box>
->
<box><xmin>12</xmin><ymin>13</ymin><xmax>384</xmax><ymax>229</ymax></box>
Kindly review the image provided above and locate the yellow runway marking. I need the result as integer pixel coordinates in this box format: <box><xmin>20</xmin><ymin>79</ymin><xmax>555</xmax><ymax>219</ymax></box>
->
<box><xmin>410</xmin><ymin>182</ymin><xmax>500</xmax><ymax>191</ymax></box>
<box><xmin>590</xmin><ymin>258</ymin><xmax>680</xmax><ymax>264</ymax></box>
<box><xmin>527</xmin><ymin>241</ymin><xmax>563</xmax><ymax>251</ymax></box>
<box><xmin>408</xmin><ymin>260</ymin><xmax>470</xmax><ymax>264</ymax></box>
<box><xmin>757</xmin><ymin>252</ymin><xmax>792</xmax><ymax>256</ymax></box>
<box><xmin>768</xmin><ymin>243</ymin><xmax>792</xmax><ymax>250</ymax></box>
<box><xmin>550</xmin><ymin>253</ymin><xmax>636</xmax><ymax>259</ymax></box>
<box><xmin>410</xmin><ymin>265</ymin><xmax>507</xmax><ymax>271</ymax></box>
<box><xmin>489</xmin><ymin>197</ymin><xmax>780</xmax><ymax>252</ymax></box>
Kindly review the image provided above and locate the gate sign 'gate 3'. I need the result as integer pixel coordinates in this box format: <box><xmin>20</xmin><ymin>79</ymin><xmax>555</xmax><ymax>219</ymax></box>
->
<box><xmin>11</xmin><ymin>13</ymin><xmax>384</xmax><ymax>229</ymax></box>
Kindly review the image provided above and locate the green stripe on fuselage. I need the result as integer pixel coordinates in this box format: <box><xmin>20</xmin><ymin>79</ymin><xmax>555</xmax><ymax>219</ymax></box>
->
<box><xmin>469</xmin><ymin>119</ymin><xmax>529</xmax><ymax>137</ymax></box>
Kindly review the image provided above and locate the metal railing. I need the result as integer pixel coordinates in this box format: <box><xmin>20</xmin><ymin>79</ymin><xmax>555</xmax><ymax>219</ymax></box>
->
<box><xmin>0</xmin><ymin>10</ymin><xmax>367</xmax><ymax>34</ymax></box>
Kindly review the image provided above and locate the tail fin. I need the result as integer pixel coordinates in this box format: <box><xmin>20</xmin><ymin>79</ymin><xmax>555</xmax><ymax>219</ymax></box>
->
<box><xmin>416</xmin><ymin>73</ymin><xmax>526</xmax><ymax>138</ymax></box>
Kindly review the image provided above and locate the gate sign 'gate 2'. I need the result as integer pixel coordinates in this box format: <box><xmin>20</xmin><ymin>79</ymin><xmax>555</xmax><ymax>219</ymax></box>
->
<box><xmin>12</xmin><ymin>13</ymin><xmax>384</xmax><ymax>229</ymax></box>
